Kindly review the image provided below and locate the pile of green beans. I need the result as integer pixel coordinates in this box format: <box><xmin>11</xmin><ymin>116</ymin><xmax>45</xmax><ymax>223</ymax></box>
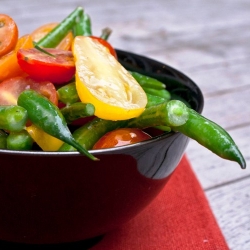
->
<box><xmin>0</xmin><ymin>7</ymin><xmax>246</xmax><ymax>169</ymax></box>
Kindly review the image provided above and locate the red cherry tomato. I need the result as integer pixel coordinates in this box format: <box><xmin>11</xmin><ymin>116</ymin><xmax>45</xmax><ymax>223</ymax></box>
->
<box><xmin>17</xmin><ymin>48</ymin><xmax>75</xmax><ymax>84</ymax></box>
<box><xmin>93</xmin><ymin>128</ymin><xmax>152</xmax><ymax>149</ymax></box>
<box><xmin>90</xmin><ymin>36</ymin><xmax>117</xmax><ymax>58</ymax></box>
<box><xmin>0</xmin><ymin>76</ymin><xmax>58</xmax><ymax>106</ymax></box>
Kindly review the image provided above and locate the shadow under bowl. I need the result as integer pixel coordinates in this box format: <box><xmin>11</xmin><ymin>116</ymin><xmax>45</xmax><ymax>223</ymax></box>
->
<box><xmin>0</xmin><ymin>50</ymin><xmax>204</xmax><ymax>244</ymax></box>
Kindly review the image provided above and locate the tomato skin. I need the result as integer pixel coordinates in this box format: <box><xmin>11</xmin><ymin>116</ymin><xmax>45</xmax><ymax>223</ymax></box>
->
<box><xmin>0</xmin><ymin>76</ymin><xmax>58</xmax><ymax>106</ymax></box>
<box><xmin>0</xmin><ymin>34</ymin><xmax>33</xmax><ymax>83</ymax></box>
<box><xmin>93</xmin><ymin>128</ymin><xmax>152</xmax><ymax>149</ymax></box>
<box><xmin>89</xmin><ymin>36</ymin><xmax>117</xmax><ymax>58</ymax></box>
<box><xmin>73</xmin><ymin>36</ymin><xmax>147</xmax><ymax>121</ymax></box>
<box><xmin>17</xmin><ymin>48</ymin><xmax>75</xmax><ymax>84</ymax></box>
<box><xmin>0</xmin><ymin>14</ymin><xmax>19</xmax><ymax>57</ymax></box>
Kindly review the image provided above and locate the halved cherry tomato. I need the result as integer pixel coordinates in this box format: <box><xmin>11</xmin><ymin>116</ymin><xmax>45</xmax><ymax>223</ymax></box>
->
<box><xmin>73</xmin><ymin>36</ymin><xmax>147</xmax><ymax>120</ymax></box>
<box><xmin>0</xmin><ymin>14</ymin><xmax>18</xmax><ymax>57</ymax></box>
<box><xmin>0</xmin><ymin>76</ymin><xmax>58</xmax><ymax>106</ymax></box>
<box><xmin>0</xmin><ymin>34</ymin><xmax>33</xmax><ymax>82</ymax></box>
<box><xmin>17</xmin><ymin>48</ymin><xmax>75</xmax><ymax>84</ymax></box>
<box><xmin>93</xmin><ymin>128</ymin><xmax>152</xmax><ymax>149</ymax></box>
<box><xmin>89</xmin><ymin>36</ymin><xmax>117</xmax><ymax>58</ymax></box>
<box><xmin>31</xmin><ymin>22</ymin><xmax>74</xmax><ymax>51</ymax></box>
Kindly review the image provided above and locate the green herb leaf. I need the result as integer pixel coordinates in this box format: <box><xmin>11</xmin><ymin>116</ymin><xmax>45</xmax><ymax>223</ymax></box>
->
<box><xmin>33</xmin><ymin>42</ymin><xmax>56</xmax><ymax>57</ymax></box>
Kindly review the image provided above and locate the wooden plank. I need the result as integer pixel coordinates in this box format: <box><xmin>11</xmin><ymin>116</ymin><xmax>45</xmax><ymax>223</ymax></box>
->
<box><xmin>184</xmin><ymin>62</ymin><xmax>250</xmax><ymax>95</ymax></box>
<box><xmin>206</xmin><ymin>177</ymin><xmax>250</xmax><ymax>250</ymax></box>
<box><xmin>201</xmin><ymin>89</ymin><xmax>250</xmax><ymax>129</ymax></box>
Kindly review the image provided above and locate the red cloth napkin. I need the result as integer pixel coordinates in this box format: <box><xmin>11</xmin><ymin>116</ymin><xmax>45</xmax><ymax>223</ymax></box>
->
<box><xmin>91</xmin><ymin>155</ymin><xmax>229</xmax><ymax>250</ymax></box>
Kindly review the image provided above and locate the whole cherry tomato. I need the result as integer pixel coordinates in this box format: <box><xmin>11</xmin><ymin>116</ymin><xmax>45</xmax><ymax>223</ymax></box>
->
<box><xmin>0</xmin><ymin>76</ymin><xmax>58</xmax><ymax>106</ymax></box>
<box><xmin>17</xmin><ymin>48</ymin><xmax>75</xmax><ymax>84</ymax></box>
<box><xmin>93</xmin><ymin>128</ymin><xmax>152</xmax><ymax>149</ymax></box>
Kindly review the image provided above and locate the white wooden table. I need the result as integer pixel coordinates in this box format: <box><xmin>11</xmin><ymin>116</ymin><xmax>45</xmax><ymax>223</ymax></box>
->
<box><xmin>2</xmin><ymin>0</ymin><xmax>250</xmax><ymax>249</ymax></box>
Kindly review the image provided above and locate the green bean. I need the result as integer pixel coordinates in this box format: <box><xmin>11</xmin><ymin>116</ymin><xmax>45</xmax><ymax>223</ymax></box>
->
<box><xmin>73</xmin><ymin>13</ymin><xmax>92</xmax><ymax>36</ymax></box>
<box><xmin>0</xmin><ymin>130</ymin><xmax>7</xmax><ymax>149</ymax></box>
<box><xmin>130</xmin><ymin>71</ymin><xmax>166</xmax><ymax>90</ymax></box>
<box><xmin>129</xmin><ymin>101</ymin><xmax>246</xmax><ymax>168</ymax></box>
<box><xmin>128</xmin><ymin>100</ymin><xmax>189</xmax><ymax>128</ymax></box>
<box><xmin>0</xmin><ymin>105</ymin><xmax>28</xmax><ymax>132</ymax></box>
<box><xmin>59</xmin><ymin>118</ymin><xmax>126</xmax><ymax>152</ymax></box>
<box><xmin>172</xmin><ymin>108</ymin><xmax>246</xmax><ymax>169</ymax></box>
<box><xmin>144</xmin><ymin>88</ymin><xmax>171</xmax><ymax>100</ymax></box>
<box><xmin>146</xmin><ymin>93</ymin><xmax>171</xmax><ymax>132</ymax></box>
<box><xmin>129</xmin><ymin>71</ymin><xmax>171</xmax><ymax>100</ymax></box>
<box><xmin>60</xmin><ymin>102</ymin><xmax>95</xmax><ymax>123</ymax></box>
<box><xmin>7</xmin><ymin>130</ymin><xmax>33</xmax><ymax>150</ymax></box>
<box><xmin>146</xmin><ymin>93</ymin><xmax>167</xmax><ymax>108</ymax></box>
<box><xmin>57</xmin><ymin>82</ymin><xmax>79</xmax><ymax>105</ymax></box>
<box><xmin>37</xmin><ymin>7</ymin><xmax>84</xmax><ymax>48</ymax></box>
<box><xmin>17</xmin><ymin>90</ymin><xmax>97</xmax><ymax>160</ymax></box>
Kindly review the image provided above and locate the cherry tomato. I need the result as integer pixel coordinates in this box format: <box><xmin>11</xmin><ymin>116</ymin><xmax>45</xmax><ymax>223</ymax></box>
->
<box><xmin>31</xmin><ymin>22</ymin><xmax>74</xmax><ymax>51</ymax></box>
<box><xmin>93</xmin><ymin>128</ymin><xmax>152</xmax><ymax>149</ymax></box>
<box><xmin>73</xmin><ymin>36</ymin><xmax>147</xmax><ymax>121</ymax></box>
<box><xmin>17</xmin><ymin>48</ymin><xmax>75</xmax><ymax>84</ymax></box>
<box><xmin>90</xmin><ymin>36</ymin><xmax>117</xmax><ymax>58</ymax></box>
<box><xmin>0</xmin><ymin>34</ymin><xmax>33</xmax><ymax>82</ymax></box>
<box><xmin>0</xmin><ymin>14</ymin><xmax>18</xmax><ymax>57</ymax></box>
<box><xmin>0</xmin><ymin>76</ymin><xmax>58</xmax><ymax>106</ymax></box>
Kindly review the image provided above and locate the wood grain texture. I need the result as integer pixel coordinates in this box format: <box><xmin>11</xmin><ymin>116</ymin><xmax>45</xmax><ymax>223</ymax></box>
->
<box><xmin>1</xmin><ymin>0</ymin><xmax>250</xmax><ymax>249</ymax></box>
<box><xmin>207</xmin><ymin>178</ymin><xmax>250</xmax><ymax>250</ymax></box>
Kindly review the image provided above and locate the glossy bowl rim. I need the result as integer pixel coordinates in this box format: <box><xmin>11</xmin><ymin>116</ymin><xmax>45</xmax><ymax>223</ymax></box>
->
<box><xmin>0</xmin><ymin>50</ymin><xmax>204</xmax><ymax>157</ymax></box>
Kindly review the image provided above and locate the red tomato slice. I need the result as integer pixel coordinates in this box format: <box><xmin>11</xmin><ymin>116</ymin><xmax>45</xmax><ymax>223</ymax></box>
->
<box><xmin>93</xmin><ymin>128</ymin><xmax>152</xmax><ymax>149</ymax></box>
<box><xmin>0</xmin><ymin>76</ymin><xmax>58</xmax><ymax>106</ymax></box>
<box><xmin>17</xmin><ymin>48</ymin><xmax>75</xmax><ymax>84</ymax></box>
<box><xmin>89</xmin><ymin>36</ymin><xmax>117</xmax><ymax>58</ymax></box>
<box><xmin>0</xmin><ymin>14</ymin><xmax>18</xmax><ymax>57</ymax></box>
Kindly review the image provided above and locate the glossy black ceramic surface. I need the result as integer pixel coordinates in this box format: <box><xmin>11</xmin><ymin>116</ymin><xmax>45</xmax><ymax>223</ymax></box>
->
<box><xmin>0</xmin><ymin>50</ymin><xmax>204</xmax><ymax>244</ymax></box>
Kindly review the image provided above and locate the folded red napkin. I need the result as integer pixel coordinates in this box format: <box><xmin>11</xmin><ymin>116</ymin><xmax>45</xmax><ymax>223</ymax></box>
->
<box><xmin>91</xmin><ymin>155</ymin><xmax>229</xmax><ymax>250</ymax></box>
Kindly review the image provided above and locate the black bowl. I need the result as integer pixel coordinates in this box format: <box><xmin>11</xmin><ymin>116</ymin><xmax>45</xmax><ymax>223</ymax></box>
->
<box><xmin>0</xmin><ymin>50</ymin><xmax>204</xmax><ymax>244</ymax></box>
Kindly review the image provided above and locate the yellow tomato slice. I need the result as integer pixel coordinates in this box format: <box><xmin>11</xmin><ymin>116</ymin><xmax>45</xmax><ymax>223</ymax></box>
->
<box><xmin>72</xmin><ymin>36</ymin><xmax>147</xmax><ymax>120</ymax></box>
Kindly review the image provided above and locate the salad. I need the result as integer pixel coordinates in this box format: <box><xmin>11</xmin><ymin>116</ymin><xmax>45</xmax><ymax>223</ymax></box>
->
<box><xmin>0</xmin><ymin>7</ymin><xmax>246</xmax><ymax>169</ymax></box>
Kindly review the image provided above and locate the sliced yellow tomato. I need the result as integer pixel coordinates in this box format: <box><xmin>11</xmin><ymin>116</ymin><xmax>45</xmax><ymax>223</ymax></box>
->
<box><xmin>26</xmin><ymin>124</ymin><xmax>64</xmax><ymax>151</ymax></box>
<box><xmin>72</xmin><ymin>36</ymin><xmax>147</xmax><ymax>120</ymax></box>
